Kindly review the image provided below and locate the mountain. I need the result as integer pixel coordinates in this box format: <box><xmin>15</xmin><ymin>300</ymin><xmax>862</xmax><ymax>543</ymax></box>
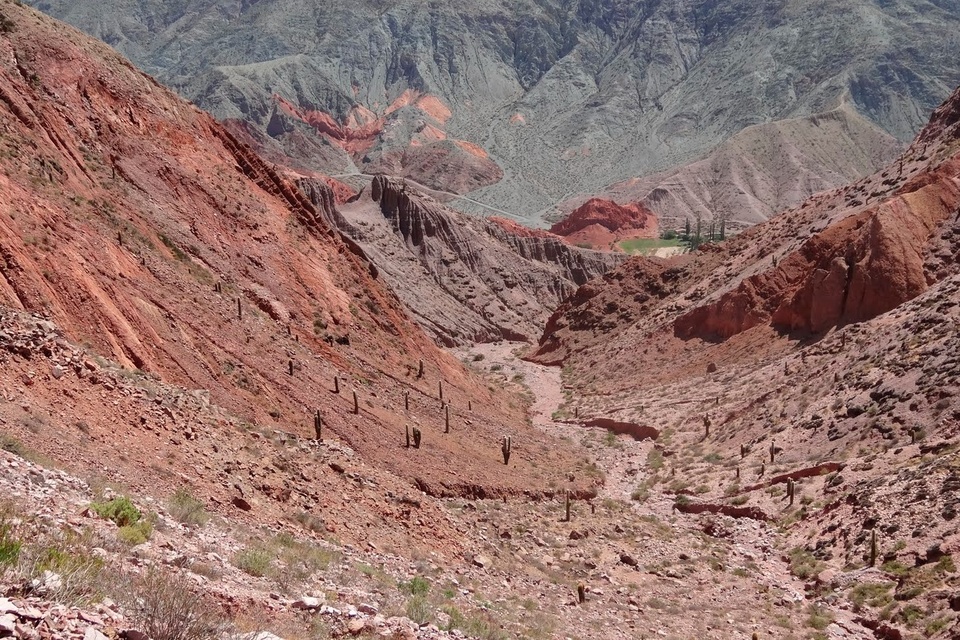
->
<box><xmin>531</xmin><ymin>82</ymin><xmax>960</xmax><ymax>636</ymax></box>
<box><xmin>562</xmin><ymin>101</ymin><xmax>902</xmax><ymax>231</ymax></box>
<box><xmin>0</xmin><ymin>0</ymin><xmax>595</xmax><ymax>511</ymax></box>
<box><xmin>26</xmin><ymin>0</ymin><xmax>960</xmax><ymax>225</ymax></box>
<box><xmin>306</xmin><ymin>174</ymin><xmax>623</xmax><ymax>346</ymax></box>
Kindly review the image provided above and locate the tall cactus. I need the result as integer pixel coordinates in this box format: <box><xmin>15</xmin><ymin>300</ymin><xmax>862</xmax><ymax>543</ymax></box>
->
<box><xmin>444</xmin><ymin>404</ymin><xmax>450</xmax><ymax>433</ymax></box>
<box><xmin>501</xmin><ymin>436</ymin><xmax>512</xmax><ymax>465</ymax></box>
<box><xmin>352</xmin><ymin>390</ymin><xmax>359</xmax><ymax>415</ymax></box>
<box><xmin>869</xmin><ymin>529</ymin><xmax>878</xmax><ymax>567</ymax></box>
<box><xmin>314</xmin><ymin>410</ymin><xmax>323</xmax><ymax>441</ymax></box>
<box><xmin>412</xmin><ymin>427</ymin><xmax>422</xmax><ymax>449</ymax></box>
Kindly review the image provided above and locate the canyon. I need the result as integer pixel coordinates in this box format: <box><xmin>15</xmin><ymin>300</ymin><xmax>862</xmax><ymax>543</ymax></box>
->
<box><xmin>0</xmin><ymin>2</ymin><xmax>958</xmax><ymax>640</ymax></box>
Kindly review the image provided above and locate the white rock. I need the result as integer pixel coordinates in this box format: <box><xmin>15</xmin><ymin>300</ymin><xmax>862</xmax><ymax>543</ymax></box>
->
<box><xmin>291</xmin><ymin>597</ymin><xmax>322</xmax><ymax>610</ymax></box>
<box><xmin>0</xmin><ymin>614</ymin><xmax>16</xmax><ymax>634</ymax></box>
<box><xmin>84</xmin><ymin>627</ymin><xmax>109</xmax><ymax>640</ymax></box>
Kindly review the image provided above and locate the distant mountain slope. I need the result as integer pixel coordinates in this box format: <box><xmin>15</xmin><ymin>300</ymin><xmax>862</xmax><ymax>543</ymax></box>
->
<box><xmin>27</xmin><ymin>0</ymin><xmax>960</xmax><ymax>224</ymax></box>
<box><xmin>571</xmin><ymin>102</ymin><xmax>901</xmax><ymax>231</ymax></box>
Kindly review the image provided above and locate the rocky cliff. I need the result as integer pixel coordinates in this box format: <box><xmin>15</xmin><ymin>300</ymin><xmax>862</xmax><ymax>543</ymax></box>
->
<box><xmin>549</xmin><ymin>198</ymin><xmax>658</xmax><ymax>249</ymax></box>
<box><xmin>534</xmin><ymin>83</ymin><xmax>960</xmax><ymax>368</ymax></box>
<box><xmin>315</xmin><ymin>175</ymin><xmax>624</xmax><ymax>346</ymax></box>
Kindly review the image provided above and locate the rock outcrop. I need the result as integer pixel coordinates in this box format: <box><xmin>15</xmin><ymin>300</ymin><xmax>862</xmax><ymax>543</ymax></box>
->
<box><xmin>316</xmin><ymin>175</ymin><xmax>625</xmax><ymax>346</ymax></box>
<box><xmin>674</xmin><ymin>158</ymin><xmax>960</xmax><ymax>339</ymax></box>
<box><xmin>549</xmin><ymin>198</ymin><xmax>658</xmax><ymax>249</ymax></box>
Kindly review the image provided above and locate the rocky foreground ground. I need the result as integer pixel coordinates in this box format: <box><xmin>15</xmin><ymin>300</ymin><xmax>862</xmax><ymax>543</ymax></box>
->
<box><xmin>5</xmin><ymin>308</ymin><xmax>950</xmax><ymax>640</ymax></box>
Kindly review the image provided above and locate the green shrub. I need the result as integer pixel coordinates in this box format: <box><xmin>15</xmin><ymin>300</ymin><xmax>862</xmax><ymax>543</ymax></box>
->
<box><xmin>399</xmin><ymin>575</ymin><xmax>430</xmax><ymax>596</ymax></box>
<box><xmin>118</xmin><ymin>519</ymin><xmax>153</xmax><ymax>546</ymax></box>
<box><xmin>788</xmin><ymin>547</ymin><xmax>823</xmax><ymax>580</ymax></box>
<box><xmin>233</xmin><ymin>546</ymin><xmax>273</xmax><ymax>577</ymax></box>
<box><xmin>405</xmin><ymin>595</ymin><xmax>432</xmax><ymax>625</ymax></box>
<box><xmin>167</xmin><ymin>489</ymin><xmax>208</xmax><ymax>528</ymax></box>
<box><xmin>90</xmin><ymin>497</ymin><xmax>140</xmax><ymax>527</ymax></box>
<box><xmin>0</xmin><ymin>518</ymin><xmax>21</xmax><ymax>567</ymax></box>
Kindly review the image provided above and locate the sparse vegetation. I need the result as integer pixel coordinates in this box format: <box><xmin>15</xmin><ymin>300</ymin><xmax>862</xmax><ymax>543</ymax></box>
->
<box><xmin>233</xmin><ymin>545</ymin><xmax>273</xmax><ymax>577</ymax></box>
<box><xmin>167</xmin><ymin>488</ymin><xmax>209</xmax><ymax>528</ymax></box>
<box><xmin>124</xmin><ymin>568</ymin><xmax>227</xmax><ymax>640</ymax></box>
<box><xmin>90</xmin><ymin>496</ymin><xmax>141</xmax><ymax>527</ymax></box>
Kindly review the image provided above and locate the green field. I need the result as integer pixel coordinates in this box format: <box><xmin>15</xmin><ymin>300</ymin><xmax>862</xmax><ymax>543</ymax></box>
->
<box><xmin>619</xmin><ymin>237</ymin><xmax>687</xmax><ymax>256</ymax></box>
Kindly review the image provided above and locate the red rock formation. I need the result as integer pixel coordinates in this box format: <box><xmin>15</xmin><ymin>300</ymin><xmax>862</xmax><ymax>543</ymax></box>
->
<box><xmin>675</xmin><ymin>158</ymin><xmax>960</xmax><ymax>339</ymax></box>
<box><xmin>550</xmin><ymin>198</ymin><xmax>657</xmax><ymax>248</ymax></box>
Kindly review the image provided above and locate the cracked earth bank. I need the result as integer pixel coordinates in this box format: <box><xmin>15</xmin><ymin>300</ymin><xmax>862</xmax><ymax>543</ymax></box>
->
<box><xmin>456</xmin><ymin>341</ymin><xmax>878</xmax><ymax>640</ymax></box>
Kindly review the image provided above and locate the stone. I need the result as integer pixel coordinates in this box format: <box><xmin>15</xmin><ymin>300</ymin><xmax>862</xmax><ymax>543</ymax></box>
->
<box><xmin>291</xmin><ymin>597</ymin><xmax>322</xmax><ymax>610</ymax></box>
<box><xmin>619</xmin><ymin>553</ymin><xmax>638</xmax><ymax>567</ymax></box>
<box><xmin>0</xmin><ymin>614</ymin><xmax>15</xmax><ymax>635</ymax></box>
<box><xmin>347</xmin><ymin>618</ymin><xmax>366</xmax><ymax>635</ymax></box>
<box><xmin>472</xmin><ymin>555</ymin><xmax>491</xmax><ymax>568</ymax></box>
<box><xmin>357</xmin><ymin>603</ymin><xmax>378</xmax><ymax>615</ymax></box>
<box><xmin>120</xmin><ymin>631</ymin><xmax>149</xmax><ymax>640</ymax></box>
<box><xmin>84</xmin><ymin>627</ymin><xmax>110</xmax><ymax>640</ymax></box>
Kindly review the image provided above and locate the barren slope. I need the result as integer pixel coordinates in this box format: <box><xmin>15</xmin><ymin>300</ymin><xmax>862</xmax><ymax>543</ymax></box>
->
<box><xmin>530</xmin><ymin>84</ymin><xmax>960</xmax><ymax>637</ymax></box>
<box><xmin>0</xmin><ymin>0</ymin><xmax>595</xmax><ymax>509</ymax></box>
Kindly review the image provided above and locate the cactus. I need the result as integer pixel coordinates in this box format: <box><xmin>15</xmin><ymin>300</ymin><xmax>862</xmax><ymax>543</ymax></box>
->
<box><xmin>758</xmin><ymin>463</ymin><xmax>765</xmax><ymax>478</ymax></box>
<box><xmin>769</xmin><ymin>441</ymin><xmax>776</xmax><ymax>463</ymax></box>
<box><xmin>703</xmin><ymin>415</ymin><xmax>711</xmax><ymax>438</ymax></box>
<box><xmin>564</xmin><ymin>491</ymin><xmax>571</xmax><ymax>522</ymax></box>
<box><xmin>869</xmin><ymin>529</ymin><xmax>878</xmax><ymax>567</ymax></box>
<box><xmin>439</xmin><ymin>380</ymin><xmax>444</xmax><ymax>402</ymax></box>
<box><xmin>405</xmin><ymin>424</ymin><xmax>410</xmax><ymax>448</ymax></box>
<box><xmin>352</xmin><ymin>390</ymin><xmax>359</xmax><ymax>415</ymax></box>
<box><xmin>577</xmin><ymin>583</ymin><xmax>586</xmax><ymax>604</ymax></box>
<box><xmin>574</xmin><ymin>406</ymin><xmax>579</xmax><ymax>419</ymax></box>
<box><xmin>334</xmin><ymin>376</ymin><xmax>340</xmax><ymax>394</ymax></box>
<box><xmin>404</xmin><ymin>391</ymin><xmax>409</xmax><ymax>411</ymax></box>
<box><xmin>740</xmin><ymin>444</ymin><xmax>747</xmax><ymax>459</ymax></box>
<box><xmin>117</xmin><ymin>230</ymin><xmax>123</xmax><ymax>246</ymax></box>
<box><xmin>412</xmin><ymin>427</ymin><xmax>422</xmax><ymax>449</ymax></box>
<box><xmin>444</xmin><ymin>404</ymin><xmax>450</xmax><ymax>433</ymax></box>
<box><xmin>787</xmin><ymin>478</ymin><xmax>795</xmax><ymax>506</ymax></box>
<box><xmin>237</xmin><ymin>297</ymin><xmax>242</xmax><ymax>320</ymax></box>
<box><xmin>417</xmin><ymin>359</ymin><xmax>424</xmax><ymax>378</ymax></box>
<box><xmin>468</xmin><ymin>400</ymin><xmax>472</xmax><ymax>412</ymax></box>
<box><xmin>735</xmin><ymin>466</ymin><xmax>740</xmax><ymax>479</ymax></box>
<box><xmin>314</xmin><ymin>410</ymin><xmax>323</xmax><ymax>441</ymax></box>
<box><xmin>501</xmin><ymin>436</ymin><xmax>512</xmax><ymax>465</ymax></box>
<box><xmin>215</xmin><ymin>281</ymin><xmax>221</xmax><ymax>294</ymax></box>
<box><xmin>288</xmin><ymin>359</ymin><xmax>294</xmax><ymax>376</ymax></box>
